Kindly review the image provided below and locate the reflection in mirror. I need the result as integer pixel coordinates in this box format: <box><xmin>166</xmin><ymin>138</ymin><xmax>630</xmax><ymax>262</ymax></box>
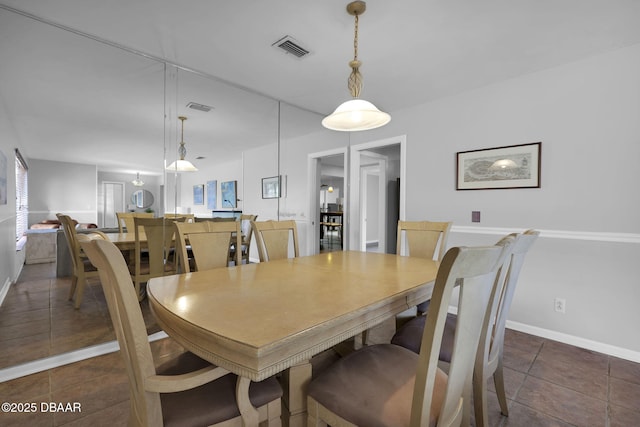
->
<box><xmin>131</xmin><ymin>190</ymin><xmax>154</xmax><ymax>209</ymax></box>
<box><xmin>0</xmin><ymin>7</ymin><xmax>166</xmax><ymax>370</ymax></box>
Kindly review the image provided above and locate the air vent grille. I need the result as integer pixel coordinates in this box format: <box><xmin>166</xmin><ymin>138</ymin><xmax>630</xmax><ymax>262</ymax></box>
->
<box><xmin>186</xmin><ymin>102</ymin><xmax>213</xmax><ymax>112</ymax></box>
<box><xmin>272</xmin><ymin>36</ymin><xmax>310</xmax><ymax>58</ymax></box>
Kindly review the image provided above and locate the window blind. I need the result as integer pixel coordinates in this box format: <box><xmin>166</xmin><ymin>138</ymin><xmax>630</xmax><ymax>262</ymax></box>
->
<box><xmin>15</xmin><ymin>149</ymin><xmax>28</xmax><ymax>241</ymax></box>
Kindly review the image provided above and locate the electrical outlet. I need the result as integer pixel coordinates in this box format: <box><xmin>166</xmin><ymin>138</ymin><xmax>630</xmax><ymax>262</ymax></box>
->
<box><xmin>554</xmin><ymin>297</ymin><xmax>566</xmax><ymax>314</ymax></box>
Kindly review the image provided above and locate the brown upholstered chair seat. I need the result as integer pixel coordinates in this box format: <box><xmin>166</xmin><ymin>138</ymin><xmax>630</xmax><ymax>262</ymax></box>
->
<box><xmin>391</xmin><ymin>301</ymin><xmax>457</xmax><ymax>361</ymax></box>
<box><xmin>158</xmin><ymin>352</ymin><xmax>282</xmax><ymax>427</ymax></box>
<box><xmin>307</xmin><ymin>344</ymin><xmax>447</xmax><ymax>427</ymax></box>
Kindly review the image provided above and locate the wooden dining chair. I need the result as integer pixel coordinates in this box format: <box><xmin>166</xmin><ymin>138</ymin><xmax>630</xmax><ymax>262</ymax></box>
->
<box><xmin>56</xmin><ymin>213</ymin><xmax>108</xmax><ymax>309</ymax></box>
<box><xmin>307</xmin><ymin>241</ymin><xmax>513</xmax><ymax>427</ymax></box>
<box><xmin>116</xmin><ymin>211</ymin><xmax>154</xmax><ymax>233</ymax></box>
<box><xmin>79</xmin><ymin>238</ymin><xmax>282</xmax><ymax>426</ymax></box>
<box><xmin>397</xmin><ymin>220</ymin><xmax>453</xmax><ymax>314</ymax></box>
<box><xmin>164</xmin><ymin>213</ymin><xmax>195</xmax><ymax>223</ymax></box>
<box><xmin>174</xmin><ymin>220</ymin><xmax>241</xmax><ymax>272</ymax></box>
<box><xmin>131</xmin><ymin>217</ymin><xmax>183</xmax><ymax>300</ymax></box>
<box><xmin>238</xmin><ymin>214</ymin><xmax>257</xmax><ymax>264</ymax></box>
<box><xmin>391</xmin><ymin>230</ymin><xmax>539</xmax><ymax>426</ymax></box>
<box><xmin>251</xmin><ymin>220</ymin><xmax>299</xmax><ymax>262</ymax></box>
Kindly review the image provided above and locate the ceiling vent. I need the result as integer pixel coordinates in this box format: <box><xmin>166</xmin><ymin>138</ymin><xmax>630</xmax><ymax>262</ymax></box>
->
<box><xmin>186</xmin><ymin>102</ymin><xmax>213</xmax><ymax>112</ymax></box>
<box><xmin>272</xmin><ymin>36</ymin><xmax>310</xmax><ymax>58</ymax></box>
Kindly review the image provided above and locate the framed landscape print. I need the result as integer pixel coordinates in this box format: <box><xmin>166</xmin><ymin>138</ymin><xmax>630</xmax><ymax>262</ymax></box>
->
<box><xmin>206</xmin><ymin>180</ymin><xmax>217</xmax><ymax>210</ymax></box>
<box><xmin>221</xmin><ymin>180</ymin><xmax>237</xmax><ymax>208</ymax></box>
<box><xmin>262</xmin><ymin>176</ymin><xmax>280</xmax><ymax>199</ymax></box>
<box><xmin>456</xmin><ymin>142</ymin><xmax>541</xmax><ymax>190</ymax></box>
<box><xmin>193</xmin><ymin>184</ymin><xmax>204</xmax><ymax>205</ymax></box>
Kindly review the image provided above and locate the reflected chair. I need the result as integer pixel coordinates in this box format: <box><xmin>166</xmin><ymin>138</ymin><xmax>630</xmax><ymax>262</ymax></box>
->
<box><xmin>79</xmin><ymin>238</ymin><xmax>282</xmax><ymax>426</ymax></box>
<box><xmin>251</xmin><ymin>220</ymin><xmax>299</xmax><ymax>262</ymax></box>
<box><xmin>238</xmin><ymin>214</ymin><xmax>257</xmax><ymax>264</ymax></box>
<box><xmin>397</xmin><ymin>220</ymin><xmax>452</xmax><ymax>314</ymax></box>
<box><xmin>307</xmin><ymin>241</ymin><xmax>513</xmax><ymax>427</ymax></box>
<box><xmin>175</xmin><ymin>220</ymin><xmax>241</xmax><ymax>272</ymax></box>
<box><xmin>56</xmin><ymin>213</ymin><xmax>108</xmax><ymax>309</ymax></box>
<box><xmin>116</xmin><ymin>212</ymin><xmax>154</xmax><ymax>233</ymax></box>
<box><xmin>392</xmin><ymin>230</ymin><xmax>538</xmax><ymax>426</ymax></box>
<box><xmin>164</xmin><ymin>213</ymin><xmax>195</xmax><ymax>223</ymax></box>
<box><xmin>131</xmin><ymin>217</ymin><xmax>183</xmax><ymax>300</ymax></box>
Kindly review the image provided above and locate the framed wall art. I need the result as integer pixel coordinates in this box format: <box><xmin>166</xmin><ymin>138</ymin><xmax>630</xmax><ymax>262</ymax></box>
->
<box><xmin>456</xmin><ymin>142</ymin><xmax>541</xmax><ymax>190</ymax></box>
<box><xmin>220</xmin><ymin>180</ymin><xmax>237</xmax><ymax>208</ymax></box>
<box><xmin>193</xmin><ymin>184</ymin><xmax>204</xmax><ymax>205</ymax></box>
<box><xmin>262</xmin><ymin>176</ymin><xmax>280</xmax><ymax>199</ymax></box>
<box><xmin>206</xmin><ymin>180</ymin><xmax>217</xmax><ymax>210</ymax></box>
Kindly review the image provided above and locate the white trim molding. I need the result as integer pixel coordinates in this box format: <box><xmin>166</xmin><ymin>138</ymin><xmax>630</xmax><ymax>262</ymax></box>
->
<box><xmin>0</xmin><ymin>331</ymin><xmax>168</xmax><ymax>382</ymax></box>
<box><xmin>452</xmin><ymin>225</ymin><xmax>640</xmax><ymax>244</ymax></box>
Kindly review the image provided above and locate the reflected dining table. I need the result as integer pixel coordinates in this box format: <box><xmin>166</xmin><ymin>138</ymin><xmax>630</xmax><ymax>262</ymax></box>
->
<box><xmin>147</xmin><ymin>251</ymin><xmax>438</xmax><ymax>426</ymax></box>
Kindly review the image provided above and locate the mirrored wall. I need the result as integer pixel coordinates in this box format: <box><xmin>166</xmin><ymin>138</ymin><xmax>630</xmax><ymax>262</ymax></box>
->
<box><xmin>0</xmin><ymin>5</ymin><xmax>348</xmax><ymax>371</ymax></box>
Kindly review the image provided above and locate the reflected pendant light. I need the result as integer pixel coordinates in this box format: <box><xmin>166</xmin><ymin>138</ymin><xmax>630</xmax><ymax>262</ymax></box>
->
<box><xmin>131</xmin><ymin>172</ymin><xmax>144</xmax><ymax>186</ymax></box>
<box><xmin>322</xmin><ymin>1</ymin><xmax>391</xmax><ymax>132</ymax></box>
<box><xmin>166</xmin><ymin>116</ymin><xmax>198</xmax><ymax>172</ymax></box>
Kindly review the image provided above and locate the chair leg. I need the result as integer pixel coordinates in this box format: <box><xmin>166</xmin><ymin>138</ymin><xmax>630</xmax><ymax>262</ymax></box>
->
<box><xmin>493</xmin><ymin>357</ymin><xmax>509</xmax><ymax>416</ymax></box>
<box><xmin>68</xmin><ymin>275</ymin><xmax>78</xmax><ymax>301</ymax></box>
<box><xmin>306</xmin><ymin>398</ymin><xmax>328</xmax><ymax>427</ymax></box>
<box><xmin>73</xmin><ymin>276</ymin><xmax>86</xmax><ymax>309</ymax></box>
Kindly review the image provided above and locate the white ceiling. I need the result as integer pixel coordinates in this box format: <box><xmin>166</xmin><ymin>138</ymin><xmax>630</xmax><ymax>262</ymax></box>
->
<box><xmin>2</xmin><ymin>1</ymin><xmax>640</xmax><ymax>173</ymax></box>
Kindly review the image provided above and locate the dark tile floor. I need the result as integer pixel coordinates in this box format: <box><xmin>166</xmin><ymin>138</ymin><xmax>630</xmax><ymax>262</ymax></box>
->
<box><xmin>1</xmin><ymin>262</ymin><xmax>639</xmax><ymax>426</ymax></box>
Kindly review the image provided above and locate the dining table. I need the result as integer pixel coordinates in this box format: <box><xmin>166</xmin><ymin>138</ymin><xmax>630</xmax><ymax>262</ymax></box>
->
<box><xmin>147</xmin><ymin>251</ymin><xmax>438</xmax><ymax>426</ymax></box>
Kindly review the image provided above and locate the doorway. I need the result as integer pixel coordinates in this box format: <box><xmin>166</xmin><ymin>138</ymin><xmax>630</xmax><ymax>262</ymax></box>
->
<box><xmin>308</xmin><ymin>148</ymin><xmax>347</xmax><ymax>255</ymax></box>
<box><xmin>349</xmin><ymin>136</ymin><xmax>406</xmax><ymax>253</ymax></box>
<box><xmin>102</xmin><ymin>181</ymin><xmax>125</xmax><ymax>228</ymax></box>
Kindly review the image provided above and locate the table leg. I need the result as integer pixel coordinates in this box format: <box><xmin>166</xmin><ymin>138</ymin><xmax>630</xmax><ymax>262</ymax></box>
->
<box><xmin>280</xmin><ymin>360</ymin><xmax>312</xmax><ymax>427</ymax></box>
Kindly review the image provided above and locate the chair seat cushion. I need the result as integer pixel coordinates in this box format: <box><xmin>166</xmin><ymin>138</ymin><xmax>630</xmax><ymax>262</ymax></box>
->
<box><xmin>307</xmin><ymin>344</ymin><xmax>447</xmax><ymax>427</ymax></box>
<box><xmin>159</xmin><ymin>352</ymin><xmax>282</xmax><ymax>427</ymax></box>
<box><xmin>391</xmin><ymin>303</ymin><xmax>457</xmax><ymax>362</ymax></box>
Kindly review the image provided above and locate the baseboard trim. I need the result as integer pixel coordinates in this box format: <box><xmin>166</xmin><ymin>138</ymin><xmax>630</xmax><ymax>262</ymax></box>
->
<box><xmin>446</xmin><ymin>306</ymin><xmax>640</xmax><ymax>363</ymax></box>
<box><xmin>451</xmin><ymin>226</ymin><xmax>640</xmax><ymax>244</ymax></box>
<box><xmin>0</xmin><ymin>331</ymin><xmax>168</xmax><ymax>382</ymax></box>
<box><xmin>506</xmin><ymin>320</ymin><xmax>640</xmax><ymax>363</ymax></box>
<box><xmin>0</xmin><ymin>277</ymin><xmax>11</xmax><ymax>308</ymax></box>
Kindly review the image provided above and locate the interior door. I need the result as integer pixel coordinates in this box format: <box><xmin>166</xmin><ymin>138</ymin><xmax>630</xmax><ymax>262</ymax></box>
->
<box><xmin>103</xmin><ymin>182</ymin><xmax>125</xmax><ymax>228</ymax></box>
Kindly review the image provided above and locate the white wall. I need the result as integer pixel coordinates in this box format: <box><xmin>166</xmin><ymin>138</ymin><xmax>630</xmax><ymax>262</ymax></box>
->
<box><xmin>349</xmin><ymin>43</ymin><xmax>640</xmax><ymax>359</ymax></box>
<box><xmin>28</xmin><ymin>159</ymin><xmax>97</xmax><ymax>225</ymax></box>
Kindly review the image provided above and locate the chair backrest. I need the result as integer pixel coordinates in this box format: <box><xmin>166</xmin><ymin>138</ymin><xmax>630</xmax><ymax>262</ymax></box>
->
<box><xmin>116</xmin><ymin>212</ymin><xmax>155</xmax><ymax>233</ymax></box>
<box><xmin>483</xmin><ymin>230</ymin><xmax>539</xmax><ymax>367</ymax></box>
<box><xmin>396</xmin><ymin>221</ymin><xmax>452</xmax><ymax>261</ymax></box>
<box><xmin>134</xmin><ymin>217</ymin><xmax>183</xmax><ymax>277</ymax></box>
<box><xmin>240</xmin><ymin>214</ymin><xmax>257</xmax><ymax>246</ymax></box>
<box><xmin>411</xmin><ymin>240</ymin><xmax>514</xmax><ymax>426</ymax></box>
<box><xmin>79</xmin><ymin>238</ymin><xmax>161</xmax><ymax>425</ymax></box>
<box><xmin>164</xmin><ymin>213</ymin><xmax>195</xmax><ymax>223</ymax></box>
<box><xmin>174</xmin><ymin>220</ymin><xmax>241</xmax><ymax>272</ymax></box>
<box><xmin>251</xmin><ymin>220</ymin><xmax>299</xmax><ymax>262</ymax></box>
<box><xmin>56</xmin><ymin>213</ymin><xmax>83</xmax><ymax>272</ymax></box>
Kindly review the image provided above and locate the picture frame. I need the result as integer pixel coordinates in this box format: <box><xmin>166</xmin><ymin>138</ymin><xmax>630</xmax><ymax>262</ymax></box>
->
<box><xmin>220</xmin><ymin>180</ymin><xmax>237</xmax><ymax>208</ymax></box>
<box><xmin>262</xmin><ymin>176</ymin><xmax>280</xmax><ymax>199</ymax></box>
<box><xmin>206</xmin><ymin>180</ymin><xmax>217</xmax><ymax>210</ymax></box>
<box><xmin>193</xmin><ymin>184</ymin><xmax>204</xmax><ymax>205</ymax></box>
<box><xmin>456</xmin><ymin>142</ymin><xmax>541</xmax><ymax>190</ymax></box>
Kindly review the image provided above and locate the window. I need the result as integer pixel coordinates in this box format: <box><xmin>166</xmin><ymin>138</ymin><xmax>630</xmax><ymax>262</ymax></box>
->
<box><xmin>15</xmin><ymin>149</ymin><xmax>28</xmax><ymax>241</ymax></box>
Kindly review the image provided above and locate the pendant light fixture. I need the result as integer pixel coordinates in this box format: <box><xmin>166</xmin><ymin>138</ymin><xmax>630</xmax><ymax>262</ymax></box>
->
<box><xmin>166</xmin><ymin>116</ymin><xmax>198</xmax><ymax>172</ymax></box>
<box><xmin>131</xmin><ymin>172</ymin><xmax>144</xmax><ymax>186</ymax></box>
<box><xmin>322</xmin><ymin>1</ymin><xmax>391</xmax><ymax>132</ymax></box>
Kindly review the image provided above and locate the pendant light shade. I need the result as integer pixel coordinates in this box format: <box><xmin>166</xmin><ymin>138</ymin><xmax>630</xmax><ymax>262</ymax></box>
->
<box><xmin>322</xmin><ymin>99</ymin><xmax>390</xmax><ymax>131</ymax></box>
<box><xmin>166</xmin><ymin>116</ymin><xmax>198</xmax><ymax>172</ymax></box>
<box><xmin>131</xmin><ymin>172</ymin><xmax>144</xmax><ymax>186</ymax></box>
<box><xmin>322</xmin><ymin>1</ymin><xmax>391</xmax><ymax>132</ymax></box>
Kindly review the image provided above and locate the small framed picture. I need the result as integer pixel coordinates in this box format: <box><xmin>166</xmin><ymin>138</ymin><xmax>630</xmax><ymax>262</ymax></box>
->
<box><xmin>262</xmin><ymin>176</ymin><xmax>280</xmax><ymax>199</ymax></box>
<box><xmin>456</xmin><ymin>142</ymin><xmax>541</xmax><ymax>190</ymax></box>
<box><xmin>193</xmin><ymin>184</ymin><xmax>204</xmax><ymax>205</ymax></box>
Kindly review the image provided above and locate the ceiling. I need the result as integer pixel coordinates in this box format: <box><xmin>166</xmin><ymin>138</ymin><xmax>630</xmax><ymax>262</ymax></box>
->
<box><xmin>2</xmin><ymin>0</ymin><xmax>640</xmax><ymax>173</ymax></box>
